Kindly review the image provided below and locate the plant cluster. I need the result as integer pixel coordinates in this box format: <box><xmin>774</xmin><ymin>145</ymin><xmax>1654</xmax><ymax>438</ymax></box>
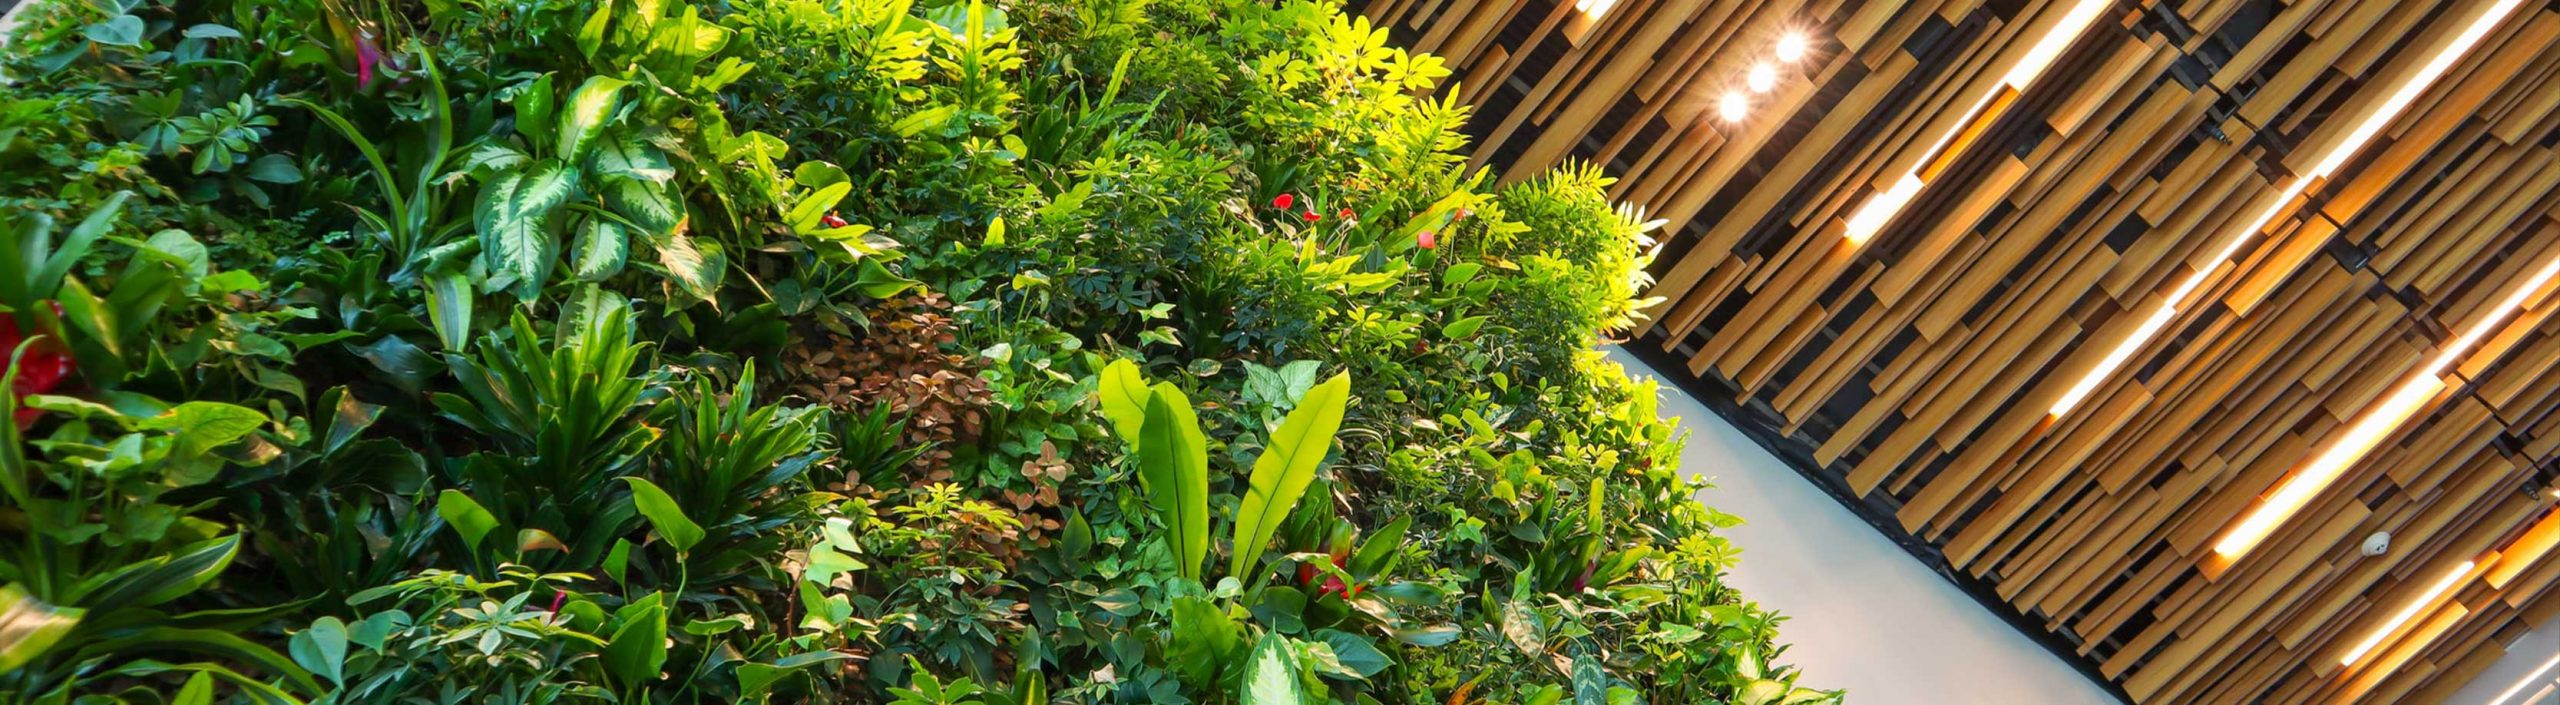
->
<box><xmin>0</xmin><ymin>0</ymin><xmax>1834</xmax><ymax>701</ymax></box>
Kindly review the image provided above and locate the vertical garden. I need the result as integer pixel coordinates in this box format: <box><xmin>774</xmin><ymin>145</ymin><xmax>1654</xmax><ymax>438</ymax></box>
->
<box><xmin>0</xmin><ymin>0</ymin><xmax>1831</xmax><ymax>700</ymax></box>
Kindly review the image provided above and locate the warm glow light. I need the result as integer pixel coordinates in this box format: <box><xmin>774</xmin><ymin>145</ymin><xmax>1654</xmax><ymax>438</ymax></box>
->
<box><xmin>1718</xmin><ymin>92</ymin><xmax>1749</xmax><ymax>123</ymax></box>
<box><xmin>1831</xmin><ymin>0</ymin><xmax>2113</xmax><ymax>246</ymax></box>
<box><xmin>2488</xmin><ymin>650</ymin><xmax>2560</xmax><ymax>705</ymax></box>
<box><xmin>1776</xmin><ymin>32</ymin><xmax>1808</xmax><ymax>62</ymax></box>
<box><xmin>2212</xmin><ymin>253</ymin><xmax>2560</xmax><ymax>559</ymax></box>
<box><xmin>2045</xmin><ymin>0</ymin><xmax>2531</xmax><ymax>418</ymax></box>
<box><xmin>1575</xmin><ymin>0</ymin><xmax>1618</xmax><ymax>19</ymax></box>
<box><xmin>1747</xmin><ymin>63</ymin><xmax>1779</xmax><ymax>93</ymax></box>
<box><xmin>2339</xmin><ymin>561</ymin><xmax>2475</xmax><ymax>667</ymax></box>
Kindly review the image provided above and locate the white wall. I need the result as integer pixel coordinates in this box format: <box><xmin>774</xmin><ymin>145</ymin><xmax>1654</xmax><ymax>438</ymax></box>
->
<box><xmin>2449</xmin><ymin>614</ymin><xmax>2560</xmax><ymax>705</ymax></box>
<box><xmin>1613</xmin><ymin>348</ymin><xmax>2123</xmax><ymax>704</ymax></box>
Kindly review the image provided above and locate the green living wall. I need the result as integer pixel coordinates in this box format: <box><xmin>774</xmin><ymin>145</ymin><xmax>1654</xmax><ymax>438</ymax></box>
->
<box><xmin>0</xmin><ymin>0</ymin><xmax>1835</xmax><ymax>701</ymax></box>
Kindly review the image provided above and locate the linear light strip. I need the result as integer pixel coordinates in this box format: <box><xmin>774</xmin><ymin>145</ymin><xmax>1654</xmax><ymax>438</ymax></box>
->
<box><xmin>1838</xmin><ymin>0</ymin><xmax>2116</xmax><ymax>244</ymax></box>
<box><xmin>2044</xmin><ymin>0</ymin><xmax>2530</xmax><ymax>418</ymax></box>
<box><xmin>2211</xmin><ymin>253</ymin><xmax>2560</xmax><ymax>559</ymax></box>
<box><xmin>2490</xmin><ymin>650</ymin><xmax>2560</xmax><ymax>705</ymax></box>
<box><xmin>2339</xmin><ymin>560</ymin><xmax>2476</xmax><ymax>667</ymax></box>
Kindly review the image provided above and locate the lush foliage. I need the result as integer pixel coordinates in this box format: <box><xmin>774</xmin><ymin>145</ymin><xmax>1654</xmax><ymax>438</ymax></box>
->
<box><xmin>0</xmin><ymin>0</ymin><xmax>1832</xmax><ymax>701</ymax></box>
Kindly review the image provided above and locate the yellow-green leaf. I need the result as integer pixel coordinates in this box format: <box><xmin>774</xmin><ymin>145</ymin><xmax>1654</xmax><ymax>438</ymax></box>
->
<box><xmin>622</xmin><ymin>477</ymin><xmax>704</xmax><ymax>554</ymax></box>
<box><xmin>1138</xmin><ymin>383</ymin><xmax>1209</xmax><ymax>581</ymax></box>
<box><xmin>1229</xmin><ymin>371</ymin><xmax>1350</xmax><ymax>579</ymax></box>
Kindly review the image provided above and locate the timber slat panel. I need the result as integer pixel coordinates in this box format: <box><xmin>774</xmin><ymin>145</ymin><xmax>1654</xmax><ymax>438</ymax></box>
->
<box><xmin>1374</xmin><ymin>0</ymin><xmax>2560</xmax><ymax>699</ymax></box>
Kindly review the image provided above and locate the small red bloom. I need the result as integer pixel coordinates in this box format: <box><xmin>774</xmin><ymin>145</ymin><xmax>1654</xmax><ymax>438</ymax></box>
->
<box><xmin>1454</xmin><ymin>208</ymin><xmax>1472</xmax><ymax>221</ymax></box>
<box><xmin>1272</xmin><ymin>193</ymin><xmax>1295</xmax><ymax>210</ymax></box>
<box><xmin>821</xmin><ymin>213</ymin><xmax>850</xmax><ymax>229</ymax></box>
<box><xmin>1320</xmin><ymin>575</ymin><xmax>1348</xmax><ymax>598</ymax></box>
<box><xmin>1337</xmin><ymin>207</ymin><xmax>1354</xmax><ymax>220</ymax></box>
<box><xmin>2</xmin><ymin>306</ymin><xmax>76</xmax><ymax>430</ymax></box>
<box><xmin>1417</xmin><ymin>231</ymin><xmax>1438</xmax><ymax>250</ymax></box>
<box><xmin>1302</xmin><ymin>210</ymin><xmax>1322</xmax><ymax>223</ymax></box>
<box><xmin>547</xmin><ymin>589</ymin><xmax>568</xmax><ymax>613</ymax></box>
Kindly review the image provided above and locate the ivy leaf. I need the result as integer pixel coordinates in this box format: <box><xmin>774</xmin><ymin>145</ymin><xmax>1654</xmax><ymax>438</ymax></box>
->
<box><xmin>621</xmin><ymin>477</ymin><xmax>703</xmax><ymax>554</ymax></box>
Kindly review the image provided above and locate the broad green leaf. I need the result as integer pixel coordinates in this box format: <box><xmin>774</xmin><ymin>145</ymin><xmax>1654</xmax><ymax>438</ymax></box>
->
<box><xmin>0</xmin><ymin>585</ymin><xmax>83</xmax><ymax>671</ymax></box>
<box><xmin>738</xmin><ymin>650</ymin><xmax>857</xmax><ymax>698</ymax></box>
<box><xmin>1167</xmin><ymin>596</ymin><xmax>1243</xmax><ymax>688</ymax></box>
<box><xmin>622</xmin><ymin>477</ymin><xmax>704</xmax><ymax>553</ymax></box>
<box><xmin>1441</xmin><ymin>315</ymin><xmax>1488</xmax><ymax>339</ymax></box>
<box><xmin>288</xmin><ymin>616</ymin><xmax>350</xmax><ymax>686</ymax></box>
<box><xmin>603</xmin><ymin>178</ymin><xmax>682</xmax><ymax>236</ymax></box>
<box><xmin>787</xmin><ymin>182</ymin><xmax>851</xmax><ymax>233</ymax></box>
<box><xmin>572</xmin><ymin>218</ymin><xmax>629</xmax><ymax>281</ymax></box>
<box><xmin>435</xmin><ymin>490</ymin><xmax>499</xmax><ymax>554</ymax></box>
<box><xmin>557</xmin><ymin>76</ymin><xmax>630</xmax><ymax>160</ymax></box>
<box><xmin>1229</xmin><ymin>371</ymin><xmax>1350</xmax><ymax>579</ymax></box>
<box><xmin>1313</xmin><ymin>629</ymin><xmax>1389</xmax><ymax>678</ymax></box>
<box><xmin>590</xmin><ymin>136</ymin><xmax>674</xmax><ymax>184</ymax></box>
<box><xmin>477</xmin><ymin>160</ymin><xmax>580</xmax><ymax>299</ymax></box>
<box><xmin>513</xmin><ymin>74</ymin><xmax>557</xmax><ymax>148</ymax></box>
<box><xmin>603</xmin><ymin>596</ymin><xmax>668</xmax><ymax>692</ymax></box>
<box><xmin>85</xmin><ymin>15</ymin><xmax>144</xmax><ymax>46</ymax></box>
<box><xmin>1095</xmin><ymin>359</ymin><xmax>1148</xmax><ymax>440</ymax></box>
<box><xmin>424</xmin><ymin>271</ymin><xmax>472</xmax><ymax>351</ymax></box>
<box><xmin>172</xmin><ymin>672</ymin><xmax>213</xmax><ymax>705</ymax></box>
<box><xmin>1734</xmin><ymin>680</ymin><xmax>1789</xmax><ymax>705</ymax></box>
<box><xmin>1137</xmin><ymin>384</ymin><xmax>1209</xmax><ymax>581</ymax></box>
<box><xmin>604</xmin><ymin>539</ymin><xmax>633</xmax><ymax>584</ymax></box>
<box><xmin>81</xmin><ymin>534</ymin><xmax>241</xmax><ymax>611</ymax></box>
<box><xmin>652</xmin><ymin>233</ymin><xmax>722</xmax><ymax>304</ymax></box>
<box><xmin>577</xmin><ymin>2</ymin><xmax>613</xmax><ymax>58</ymax></box>
<box><xmin>1571</xmin><ymin>656</ymin><xmax>1608</xmax><ymax>705</ymax></box>
<box><xmin>1349</xmin><ymin>516</ymin><xmax>1409</xmax><ymax>579</ymax></box>
<box><xmin>1238</xmin><ymin>633</ymin><xmax>1307</xmax><ymax>705</ymax></box>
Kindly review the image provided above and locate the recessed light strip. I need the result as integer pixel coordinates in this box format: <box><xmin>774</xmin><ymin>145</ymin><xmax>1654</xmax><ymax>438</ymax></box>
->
<box><xmin>2339</xmin><ymin>560</ymin><xmax>2477</xmax><ymax>667</ymax></box>
<box><xmin>2211</xmin><ymin>252</ymin><xmax>2560</xmax><ymax>559</ymax></box>
<box><xmin>1838</xmin><ymin>0</ymin><xmax>2117</xmax><ymax>245</ymax></box>
<box><xmin>2045</xmin><ymin>0</ymin><xmax>2532</xmax><ymax>418</ymax></box>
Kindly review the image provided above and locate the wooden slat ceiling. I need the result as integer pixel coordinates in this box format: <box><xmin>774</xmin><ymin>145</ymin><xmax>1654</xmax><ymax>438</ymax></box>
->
<box><xmin>1362</xmin><ymin>0</ymin><xmax>2560</xmax><ymax>701</ymax></box>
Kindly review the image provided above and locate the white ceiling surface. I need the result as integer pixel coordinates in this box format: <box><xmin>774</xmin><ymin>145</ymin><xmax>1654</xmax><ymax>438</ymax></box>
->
<box><xmin>1612</xmin><ymin>347</ymin><xmax>2123</xmax><ymax>704</ymax></box>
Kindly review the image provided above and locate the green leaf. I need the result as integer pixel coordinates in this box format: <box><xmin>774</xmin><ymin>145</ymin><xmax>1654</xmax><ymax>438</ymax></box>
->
<box><xmin>172</xmin><ymin>672</ymin><xmax>214</xmax><ymax>705</ymax></box>
<box><xmin>557</xmin><ymin>76</ymin><xmax>630</xmax><ymax>160</ymax></box>
<box><xmin>82</xmin><ymin>534</ymin><xmax>242</xmax><ymax>611</ymax></box>
<box><xmin>572</xmin><ymin>218</ymin><xmax>629</xmax><ymax>281</ymax></box>
<box><xmin>1349</xmin><ymin>516</ymin><xmax>1409</xmax><ymax>579</ymax></box>
<box><xmin>435</xmin><ymin>490</ymin><xmax>499</xmax><ymax>554</ymax></box>
<box><xmin>604</xmin><ymin>539</ymin><xmax>633</xmax><ymax>584</ymax></box>
<box><xmin>85</xmin><ymin>15</ymin><xmax>144</xmax><ymax>46</ymax></box>
<box><xmin>243</xmin><ymin>154</ymin><xmax>303</xmax><ymax>184</ymax></box>
<box><xmin>738</xmin><ymin>650</ymin><xmax>857</xmax><ymax>698</ymax></box>
<box><xmin>1313</xmin><ymin>629</ymin><xmax>1389</xmax><ymax>678</ymax></box>
<box><xmin>0</xmin><ymin>585</ymin><xmax>83</xmax><ymax>672</ymax></box>
<box><xmin>1734</xmin><ymin>680</ymin><xmax>1789</xmax><ymax>705</ymax></box>
<box><xmin>652</xmin><ymin>233</ymin><xmax>722</xmax><ymax>304</ymax></box>
<box><xmin>477</xmin><ymin>160</ymin><xmax>580</xmax><ymax>299</ymax></box>
<box><xmin>1571</xmin><ymin>656</ymin><xmax>1607</xmax><ymax>705</ymax></box>
<box><xmin>603</xmin><ymin>595</ymin><xmax>669</xmax><ymax>692</ymax></box>
<box><xmin>424</xmin><ymin>271</ymin><xmax>473</xmax><ymax>351</ymax></box>
<box><xmin>1095</xmin><ymin>359</ymin><xmax>1149</xmax><ymax>440</ymax></box>
<box><xmin>787</xmin><ymin>182</ymin><xmax>851</xmax><ymax>233</ymax></box>
<box><xmin>1137</xmin><ymin>384</ymin><xmax>1210</xmax><ymax>581</ymax></box>
<box><xmin>622</xmin><ymin>477</ymin><xmax>704</xmax><ymax>554</ymax></box>
<box><xmin>513</xmin><ymin>74</ymin><xmax>557</xmax><ymax>148</ymax></box>
<box><xmin>577</xmin><ymin>2</ymin><xmax>613</xmax><ymax>59</ymax></box>
<box><xmin>288</xmin><ymin>616</ymin><xmax>350</xmax><ymax>686</ymax></box>
<box><xmin>1167</xmin><ymin>596</ymin><xmax>1243</xmax><ymax>688</ymax></box>
<box><xmin>603</xmin><ymin>178</ymin><xmax>682</xmax><ymax>236</ymax></box>
<box><xmin>1229</xmin><ymin>371</ymin><xmax>1350</xmax><ymax>579</ymax></box>
<box><xmin>1238</xmin><ymin>632</ymin><xmax>1308</xmax><ymax>705</ymax></box>
<box><xmin>1441</xmin><ymin>315</ymin><xmax>1488</xmax><ymax>339</ymax></box>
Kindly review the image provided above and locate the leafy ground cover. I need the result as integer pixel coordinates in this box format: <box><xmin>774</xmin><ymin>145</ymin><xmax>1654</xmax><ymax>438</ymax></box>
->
<box><xmin>0</xmin><ymin>0</ymin><xmax>1835</xmax><ymax>701</ymax></box>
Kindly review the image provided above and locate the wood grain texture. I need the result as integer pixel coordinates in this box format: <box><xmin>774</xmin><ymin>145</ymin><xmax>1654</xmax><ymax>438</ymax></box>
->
<box><xmin>1370</xmin><ymin>0</ymin><xmax>2560</xmax><ymax>700</ymax></box>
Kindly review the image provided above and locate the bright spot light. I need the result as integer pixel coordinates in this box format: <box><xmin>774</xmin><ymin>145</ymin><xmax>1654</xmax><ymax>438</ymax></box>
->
<box><xmin>1776</xmin><ymin>33</ymin><xmax>1808</xmax><ymax>62</ymax></box>
<box><xmin>1718</xmin><ymin>92</ymin><xmax>1749</xmax><ymax>122</ymax></box>
<box><xmin>1747</xmin><ymin>63</ymin><xmax>1779</xmax><ymax>93</ymax></box>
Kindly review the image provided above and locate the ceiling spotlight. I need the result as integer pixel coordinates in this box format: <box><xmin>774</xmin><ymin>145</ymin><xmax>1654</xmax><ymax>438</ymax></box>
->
<box><xmin>1747</xmin><ymin>63</ymin><xmax>1779</xmax><ymax>93</ymax></box>
<box><xmin>1776</xmin><ymin>32</ymin><xmax>1808</xmax><ymax>62</ymax></box>
<box><xmin>1718</xmin><ymin>92</ymin><xmax>1749</xmax><ymax>122</ymax></box>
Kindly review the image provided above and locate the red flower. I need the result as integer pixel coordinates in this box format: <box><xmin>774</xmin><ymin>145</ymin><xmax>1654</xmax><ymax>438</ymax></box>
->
<box><xmin>821</xmin><ymin>212</ymin><xmax>850</xmax><ymax>229</ymax></box>
<box><xmin>1272</xmin><ymin>193</ymin><xmax>1295</xmax><ymax>210</ymax></box>
<box><xmin>1337</xmin><ymin>207</ymin><xmax>1354</xmax><ymax>220</ymax></box>
<box><xmin>1302</xmin><ymin>210</ymin><xmax>1322</xmax><ymax>223</ymax></box>
<box><xmin>1320</xmin><ymin>575</ymin><xmax>1349</xmax><ymax>598</ymax></box>
<box><xmin>2</xmin><ymin>306</ymin><xmax>76</xmax><ymax>430</ymax></box>
<box><xmin>547</xmin><ymin>589</ymin><xmax>568</xmax><ymax>613</ymax></box>
<box><xmin>352</xmin><ymin>31</ymin><xmax>386</xmax><ymax>89</ymax></box>
<box><xmin>1417</xmin><ymin>231</ymin><xmax>1437</xmax><ymax>250</ymax></box>
<box><xmin>1454</xmin><ymin>208</ymin><xmax>1472</xmax><ymax>221</ymax></box>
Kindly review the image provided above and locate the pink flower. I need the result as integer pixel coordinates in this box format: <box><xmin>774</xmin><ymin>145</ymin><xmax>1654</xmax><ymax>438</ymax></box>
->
<box><xmin>353</xmin><ymin>32</ymin><xmax>385</xmax><ymax>89</ymax></box>
<box><xmin>1272</xmin><ymin>193</ymin><xmax>1295</xmax><ymax>210</ymax></box>
<box><xmin>1417</xmin><ymin>231</ymin><xmax>1437</xmax><ymax>250</ymax></box>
